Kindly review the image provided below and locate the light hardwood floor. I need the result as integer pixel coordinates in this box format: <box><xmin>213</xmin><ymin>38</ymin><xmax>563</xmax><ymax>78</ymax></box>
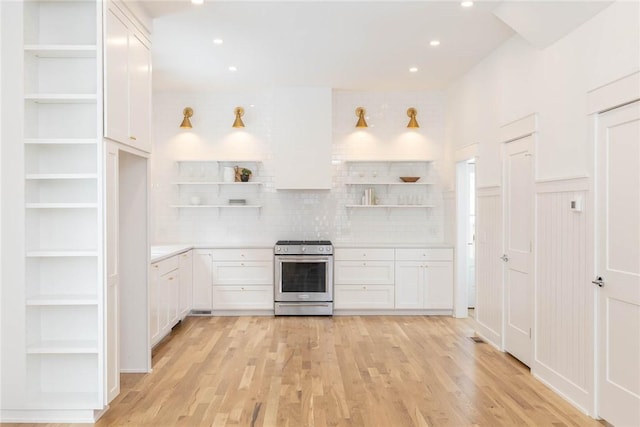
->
<box><xmin>7</xmin><ymin>316</ymin><xmax>605</xmax><ymax>426</ymax></box>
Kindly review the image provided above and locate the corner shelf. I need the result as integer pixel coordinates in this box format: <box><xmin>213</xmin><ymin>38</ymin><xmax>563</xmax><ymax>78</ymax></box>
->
<box><xmin>26</xmin><ymin>251</ymin><xmax>99</xmax><ymax>258</ymax></box>
<box><xmin>24</xmin><ymin>138</ymin><xmax>97</xmax><ymax>145</ymax></box>
<box><xmin>26</xmin><ymin>173</ymin><xmax>98</xmax><ymax>180</ymax></box>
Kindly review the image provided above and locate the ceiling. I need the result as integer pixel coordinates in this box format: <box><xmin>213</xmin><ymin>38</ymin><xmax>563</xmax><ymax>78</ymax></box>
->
<box><xmin>141</xmin><ymin>1</ymin><xmax>612</xmax><ymax>93</ymax></box>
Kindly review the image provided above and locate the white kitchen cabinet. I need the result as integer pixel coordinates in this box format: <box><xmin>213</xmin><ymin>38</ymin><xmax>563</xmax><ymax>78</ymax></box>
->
<box><xmin>178</xmin><ymin>250</ymin><xmax>193</xmax><ymax>318</ymax></box>
<box><xmin>149</xmin><ymin>263</ymin><xmax>160</xmax><ymax>346</ymax></box>
<box><xmin>211</xmin><ymin>249</ymin><xmax>273</xmax><ymax>311</ymax></box>
<box><xmin>334</xmin><ymin>248</ymin><xmax>395</xmax><ymax>310</ymax></box>
<box><xmin>192</xmin><ymin>250</ymin><xmax>214</xmax><ymax>311</ymax></box>
<box><xmin>104</xmin><ymin>1</ymin><xmax>151</xmax><ymax>153</ymax></box>
<box><xmin>150</xmin><ymin>256</ymin><xmax>179</xmax><ymax>347</ymax></box>
<box><xmin>273</xmin><ymin>87</ymin><xmax>332</xmax><ymax>190</ymax></box>
<box><xmin>334</xmin><ymin>285</ymin><xmax>395</xmax><ymax>310</ymax></box>
<box><xmin>395</xmin><ymin>249</ymin><xmax>453</xmax><ymax>311</ymax></box>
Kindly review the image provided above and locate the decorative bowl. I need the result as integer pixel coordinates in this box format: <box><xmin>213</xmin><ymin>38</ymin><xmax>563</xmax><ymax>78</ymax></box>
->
<box><xmin>400</xmin><ymin>176</ymin><xmax>420</xmax><ymax>183</ymax></box>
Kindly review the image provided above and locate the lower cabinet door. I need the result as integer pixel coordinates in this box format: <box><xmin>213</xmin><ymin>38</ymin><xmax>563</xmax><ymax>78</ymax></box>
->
<box><xmin>334</xmin><ymin>285</ymin><xmax>395</xmax><ymax>309</ymax></box>
<box><xmin>395</xmin><ymin>261</ymin><xmax>424</xmax><ymax>309</ymax></box>
<box><xmin>192</xmin><ymin>250</ymin><xmax>213</xmax><ymax>310</ymax></box>
<box><xmin>149</xmin><ymin>264</ymin><xmax>160</xmax><ymax>345</ymax></box>
<box><xmin>424</xmin><ymin>261</ymin><xmax>454</xmax><ymax>309</ymax></box>
<box><xmin>212</xmin><ymin>285</ymin><xmax>274</xmax><ymax>310</ymax></box>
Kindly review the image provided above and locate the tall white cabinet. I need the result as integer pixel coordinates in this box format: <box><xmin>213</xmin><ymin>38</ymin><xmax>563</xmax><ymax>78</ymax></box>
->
<box><xmin>0</xmin><ymin>0</ymin><xmax>151</xmax><ymax>422</ymax></box>
<box><xmin>23</xmin><ymin>0</ymin><xmax>103</xmax><ymax>414</ymax></box>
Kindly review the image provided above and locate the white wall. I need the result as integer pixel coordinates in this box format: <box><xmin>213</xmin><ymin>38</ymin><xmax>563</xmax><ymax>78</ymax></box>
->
<box><xmin>445</xmin><ymin>0</ymin><xmax>639</xmax><ymax>415</ymax></box>
<box><xmin>446</xmin><ymin>1</ymin><xmax>640</xmax><ymax>187</ymax></box>
<box><xmin>151</xmin><ymin>89</ymin><xmax>447</xmax><ymax>245</ymax></box>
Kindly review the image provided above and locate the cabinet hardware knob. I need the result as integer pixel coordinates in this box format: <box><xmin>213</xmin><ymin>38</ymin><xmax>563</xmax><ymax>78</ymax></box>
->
<box><xmin>129</xmin><ymin>136</ymin><xmax>137</xmax><ymax>140</ymax></box>
<box><xmin>169</xmin><ymin>277</ymin><xmax>174</xmax><ymax>280</ymax></box>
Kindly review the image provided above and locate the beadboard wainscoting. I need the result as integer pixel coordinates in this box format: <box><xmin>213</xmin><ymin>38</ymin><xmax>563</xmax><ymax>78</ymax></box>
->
<box><xmin>533</xmin><ymin>176</ymin><xmax>594</xmax><ymax>414</ymax></box>
<box><xmin>474</xmin><ymin>186</ymin><xmax>503</xmax><ymax>347</ymax></box>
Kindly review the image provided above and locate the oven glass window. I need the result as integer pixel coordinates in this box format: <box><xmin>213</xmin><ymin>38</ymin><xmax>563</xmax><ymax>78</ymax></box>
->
<box><xmin>281</xmin><ymin>262</ymin><xmax>327</xmax><ymax>293</ymax></box>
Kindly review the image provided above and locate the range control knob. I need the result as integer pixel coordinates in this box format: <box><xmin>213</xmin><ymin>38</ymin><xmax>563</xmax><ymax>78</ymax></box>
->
<box><xmin>302</xmin><ymin>246</ymin><xmax>306</xmax><ymax>252</ymax></box>
<box><xmin>276</xmin><ymin>246</ymin><xmax>281</xmax><ymax>252</ymax></box>
<box><xmin>284</xmin><ymin>247</ymin><xmax>288</xmax><ymax>253</ymax></box>
<box><xmin>318</xmin><ymin>246</ymin><xmax>325</xmax><ymax>252</ymax></box>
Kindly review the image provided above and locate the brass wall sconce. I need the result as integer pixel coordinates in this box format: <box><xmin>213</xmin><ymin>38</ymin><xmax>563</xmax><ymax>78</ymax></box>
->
<box><xmin>180</xmin><ymin>107</ymin><xmax>193</xmax><ymax>129</ymax></box>
<box><xmin>406</xmin><ymin>108</ymin><xmax>419</xmax><ymax>128</ymax></box>
<box><xmin>232</xmin><ymin>106</ymin><xmax>245</xmax><ymax>128</ymax></box>
<box><xmin>355</xmin><ymin>107</ymin><xmax>368</xmax><ymax>128</ymax></box>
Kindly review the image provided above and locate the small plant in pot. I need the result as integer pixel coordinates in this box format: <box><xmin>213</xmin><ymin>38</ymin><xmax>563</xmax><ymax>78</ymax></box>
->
<box><xmin>240</xmin><ymin>168</ymin><xmax>252</xmax><ymax>182</ymax></box>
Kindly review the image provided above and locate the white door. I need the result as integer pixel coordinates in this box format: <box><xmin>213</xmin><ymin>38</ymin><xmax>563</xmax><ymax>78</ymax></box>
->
<box><xmin>105</xmin><ymin>143</ymin><xmax>120</xmax><ymax>402</ymax></box>
<box><xmin>503</xmin><ymin>136</ymin><xmax>533</xmax><ymax>366</ymax></box>
<box><xmin>596</xmin><ymin>101</ymin><xmax>640</xmax><ymax>426</ymax></box>
<box><xmin>467</xmin><ymin>162</ymin><xmax>476</xmax><ymax>308</ymax></box>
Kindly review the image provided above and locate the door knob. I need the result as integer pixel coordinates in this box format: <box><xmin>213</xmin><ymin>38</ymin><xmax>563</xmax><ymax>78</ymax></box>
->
<box><xmin>591</xmin><ymin>276</ymin><xmax>605</xmax><ymax>287</ymax></box>
<box><xmin>500</xmin><ymin>254</ymin><xmax>509</xmax><ymax>262</ymax></box>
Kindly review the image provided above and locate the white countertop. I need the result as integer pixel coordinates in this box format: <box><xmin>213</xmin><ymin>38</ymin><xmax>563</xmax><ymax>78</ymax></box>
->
<box><xmin>150</xmin><ymin>243</ymin><xmax>274</xmax><ymax>263</ymax></box>
<box><xmin>151</xmin><ymin>242</ymin><xmax>453</xmax><ymax>263</ymax></box>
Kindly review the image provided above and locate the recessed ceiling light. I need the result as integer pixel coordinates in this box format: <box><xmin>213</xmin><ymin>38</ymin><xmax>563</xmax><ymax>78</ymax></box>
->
<box><xmin>228</xmin><ymin>66</ymin><xmax>237</xmax><ymax>72</ymax></box>
<box><xmin>213</xmin><ymin>38</ymin><xmax>223</xmax><ymax>45</ymax></box>
<box><xmin>191</xmin><ymin>0</ymin><xmax>204</xmax><ymax>5</ymax></box>
<box><xmin>461</xmin><ymin>1</ymin><xmax>474</xmax><ymax>7</ymax></box>
<box><xmin>430</xmin><ymin>40</ymin><xmax>441</xmax><ymax>47</ymax></box>
<box><xmin>409</xmin><ymin>67</ymin><xmax>418</xmax><ymax>73</ymax></box>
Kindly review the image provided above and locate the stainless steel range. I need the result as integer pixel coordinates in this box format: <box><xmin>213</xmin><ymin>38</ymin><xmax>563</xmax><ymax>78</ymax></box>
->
<box><xmin>274</xmin><ymin>240</ymin><xmax>333</xmax><ymax>316</ymax></box>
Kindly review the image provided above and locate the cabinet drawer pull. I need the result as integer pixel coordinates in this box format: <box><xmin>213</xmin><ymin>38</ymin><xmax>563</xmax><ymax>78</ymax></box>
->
<box><xmin>169</xmin><ymin>277</ymin><xmax>174</xmax><ymax>280</ymax></box>
<box><xmin>362</xmin><ymin>286</ymin><xmax>367</xmax><ymax>290</ymax></box>
<box><xmin>129</xmin><ymin>136</ymin><xmax>137</xmax><ymax>140</ymax></box>
<box><xmin>241</xmin><ymin>262</ymin><xmax>245</xmax><ymax>266</ymax></box>
<box><xmin>362</xmin><ymin>262</ymin><xmax>366</xmax><ymax>266</ymax></box>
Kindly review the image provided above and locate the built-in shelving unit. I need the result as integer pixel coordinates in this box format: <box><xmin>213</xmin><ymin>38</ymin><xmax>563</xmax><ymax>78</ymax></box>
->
<box><xmin>22</xmin><ymin>0</ymin><xmax>103</xmax><ymax>412</ymax></box>
<box><xmin>172</xmin><ymin>160</ymin><xmax>264</xmax><ymax>214</ymax></box>
<box><xmin>343</xmin><ymin>160</ymin><xmax>436</xmax><ymax>212</ymax></box>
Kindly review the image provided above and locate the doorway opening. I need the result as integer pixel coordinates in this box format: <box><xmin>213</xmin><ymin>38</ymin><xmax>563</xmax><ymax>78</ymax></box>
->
<box><xmin>455</xmin><ymin>158</ymin><xmax>476</xmax><ymax>318</ymax></box>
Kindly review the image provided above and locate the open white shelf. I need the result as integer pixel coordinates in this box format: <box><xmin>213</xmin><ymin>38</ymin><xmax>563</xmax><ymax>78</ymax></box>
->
<box><xmin>24</xmin><ymin>44</ymin><xmax>97</xmax><ymax>58</ymax></box>
<box><xmin>344</xmin><ymin>159</ymin><xmax>432</xmax><ymax>163</ymax></box>
<box><xmin>24</xmin><ymin>94</ymin><xmax>97</xmax><ymax>103</ymax></box>
<box><xmin>175</xmin><ymin>159</ymin><xmax>262</xmax><ymax>163</ymax></box>
<box><xmin>345</xmin><ymin>181</ymin><xmax>433</xmax><ymax>186</ymax></box>
<box><xmin>24</xmin><ymin>138</ymin><xmax>96</xmax><ymax>145</ymax></box>
<box><xmin>26</xmin><ymin>203</ymin><xmax>97</xmax><ymax>209</ymax></box>
<box><xmin>27</xmin><ymin>340</ymin><xmax>99</xmax><ymax>354</ymax></box>
<box><xmin>26</xmin><ymin>173</ymin><xmax>98</xmax><ymax>180</ymax></box>
<box><xmin>25</xmin><ymin>391</ymin><xmax>100</xmax><ymax>410</ymax></box>
<box><xmin>171</xmin><ymin>204</ymin><xmax>262</xmax><ymax>209</ymax></box>
<box><xmin>346</xmin><ymin>204</ymin><xmax>435</xmax><ymax>209</ymax></box>
<box><xmin>26</xmin><ymin>251</ymin><xmax>98</xmax><ymax>258</ymax></box>
<box><xmin>26</xmin><ymin>295</ymin><xmax>99</xmax><ymax>306</ymax></box>
<box><xmin>172</xmin><ymin>181</ymin><xmax>262</xmax><ymax>186</ymax></box>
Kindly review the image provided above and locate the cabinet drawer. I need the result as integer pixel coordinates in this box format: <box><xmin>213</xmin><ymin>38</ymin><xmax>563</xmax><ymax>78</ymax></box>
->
<box><xmin>334</xmin><ymin>260</ymin><xmax>394</xmax><ymax>285</ymax></box>
<box><xmin>335</xmin><ymin>248</ymin><xmax>394</xmax><ymax>261</ymax></box>
<box><xmin>334</xmin><ymin>285</ymin><xmax>395</xmax><ymax>309</ymax></box>
<box><xmin>152</xmin><ymin>256</ymin><xmax>179</xmax><ymax>276</ymax></box>
<box><xmin>395</xmin><ymin>248</ymin><xmax>453</xmax><ymax>261</ymax></box>
<box><xmin>211</xmin><ymin>248</ymin><xmax>272</xmax><ymax>261</ymax></box>
<box><xmin>212</xmin><ymin>261</ymin><xmax>273</xmax><ymax>286</ymax></box>
<box><xmin>213</xmin><ymin>285</ymin><xmax>274</xmax><ymax>310</ymax></box>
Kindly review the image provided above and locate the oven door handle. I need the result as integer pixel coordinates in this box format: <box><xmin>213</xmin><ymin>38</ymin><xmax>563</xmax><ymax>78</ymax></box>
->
<box><xmin>275</xmin><ymin>303</ymin><xmax>332</xmax><ymax>307</ymax></box>
<box><xmin>276</xmin><ymin>256</ymin><xmax>332</xmax><ymax>263</ymax></box>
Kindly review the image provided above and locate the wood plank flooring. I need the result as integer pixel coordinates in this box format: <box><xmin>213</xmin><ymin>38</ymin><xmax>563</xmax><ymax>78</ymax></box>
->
<box><xmin>7</xmin><ymin>316</ymin><xmax>605</xmax><ymax>426</ymax></box>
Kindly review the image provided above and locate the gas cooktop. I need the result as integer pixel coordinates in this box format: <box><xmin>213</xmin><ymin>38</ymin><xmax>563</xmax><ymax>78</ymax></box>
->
<box><xmin>275</xmin><ymin>240</ymin><xmax>332</xmax><ymax>245</ymax></box>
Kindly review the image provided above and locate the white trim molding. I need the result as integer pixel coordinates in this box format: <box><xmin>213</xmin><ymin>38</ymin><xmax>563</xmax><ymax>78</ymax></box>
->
<box><xmin>454</xmin><ymin>144</ymin><xmax>478</xmax><ymax>162</ymax></box>
<box><xmin>587</xmin><ymin>70</ymin><xmax>640</xmax><ymax>114</ymax></box>
<box><xmin>499</xmin><ymin>113</ymin><xmax>538</xmax><ymax>143</ymax></box>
